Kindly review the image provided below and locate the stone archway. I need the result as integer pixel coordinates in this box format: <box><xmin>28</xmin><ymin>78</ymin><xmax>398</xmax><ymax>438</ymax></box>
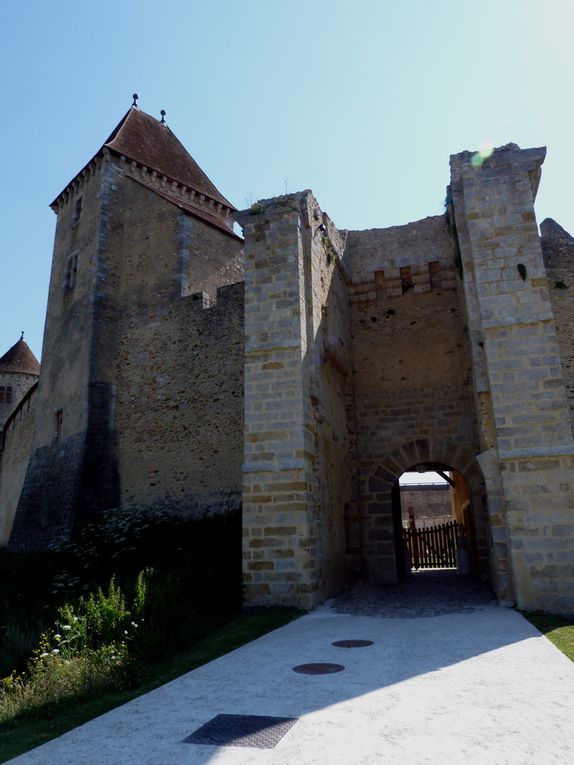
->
<box><xmin>359</xmin><ymin>438</ymin><xmax>489</xmax><ymax>585</ymax></box>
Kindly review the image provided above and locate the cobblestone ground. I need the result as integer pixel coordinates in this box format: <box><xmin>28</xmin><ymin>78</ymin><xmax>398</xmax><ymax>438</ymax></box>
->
<box><xmin>323</xmin><ymin>569</ymin><xmax>497</xmax><ymax>618</ymax></box>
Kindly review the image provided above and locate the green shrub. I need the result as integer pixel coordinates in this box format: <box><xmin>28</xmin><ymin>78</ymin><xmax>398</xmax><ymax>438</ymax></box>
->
<box><xmin>1</xmin><ymin>576</ymin><xmax>139</xmax><ymax>722</ymax></box>
<box><xmin>58</xmin><ymin>578</ymin><xmax>131</xmax><ymax>651</ymax></box>
<box><xmin>0</xmin><ymin>634</ymin><xmax>128</xmax><ymax>723</ymax></box>
<box><xmin>0</xmin><ymin>506</ymin><xmax>242</xmax><ymax>679</ymax></box>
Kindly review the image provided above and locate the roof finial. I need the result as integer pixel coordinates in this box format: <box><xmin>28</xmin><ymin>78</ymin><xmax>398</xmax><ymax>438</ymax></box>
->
<box><xmin>160</xmin><ymin>109</ymin><xmax>166</xmax><ymax>124</ymax></box>
<box><xmin>132</xmin><ymin>93</ymin><xmax>139</xmax><ymax>107</ymax></box>
<box><xmin>20</xmin><ymin>331</ymin><xmax>24</xmax><ymax>341</ymax></box>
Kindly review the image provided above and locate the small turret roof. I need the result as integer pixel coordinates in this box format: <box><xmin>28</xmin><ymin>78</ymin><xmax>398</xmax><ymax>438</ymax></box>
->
<box><xmin>51</xmin><ymin>105</ymin><xmax>235</xmax><ymax>211</ymax></box>
<box><xmin>0</xmin><ymin>336</ymin><xmax>40</xmax><ymax>376</ymax></box>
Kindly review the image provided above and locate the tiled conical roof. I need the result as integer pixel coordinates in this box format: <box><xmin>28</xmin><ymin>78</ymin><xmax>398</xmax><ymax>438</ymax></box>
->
<box><xmin>52</xmin><ymin>105</ymin><xmax>234</xmax><ymax>211</ymax></box>
<box><xmin>0</xmin><ymin>336</ymin><xmax>40</xmax><ymax>376</ymax></box>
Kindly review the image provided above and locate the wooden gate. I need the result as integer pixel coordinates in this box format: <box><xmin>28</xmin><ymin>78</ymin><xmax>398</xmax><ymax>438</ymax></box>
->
<box><xmin>403</xmin><ymin>520</ymin><xmax>461</xmax><ymax>569</ymax></box>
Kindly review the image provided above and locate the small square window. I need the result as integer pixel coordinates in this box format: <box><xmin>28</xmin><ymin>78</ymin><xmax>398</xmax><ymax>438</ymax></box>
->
<box><xmin>0</xmin><ymin>386</ymin><xmax>12</xmax><ymax>404</ymax></box>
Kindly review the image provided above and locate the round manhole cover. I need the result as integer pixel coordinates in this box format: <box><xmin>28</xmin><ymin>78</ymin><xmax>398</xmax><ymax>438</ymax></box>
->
<box><xmin>292</xmin><ymin>663</ymin><xmax>345</xmax><ymax>675</ymax></box>
<box><xmin>332</xmin><ymin>639</ymin><xmax>374</xmax><ymax>648</ymax></box>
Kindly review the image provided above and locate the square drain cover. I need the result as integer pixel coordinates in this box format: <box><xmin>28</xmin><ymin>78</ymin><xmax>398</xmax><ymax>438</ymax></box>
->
<box><xmin>184</xmin><ymin>713</ymin><xmax>298</xmax><ymax>749</ymax></box>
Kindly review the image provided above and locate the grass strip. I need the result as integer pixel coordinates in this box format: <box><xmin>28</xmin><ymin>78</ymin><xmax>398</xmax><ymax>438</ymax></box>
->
<box><xmin>521</xmin><ymin>610</ymin><xmax>574</xmax><ymax>662</ymax></box>
<box><xmin>0</xmin><ymin>607</ymin><xmax>301</xmax><ymax>763</ymax></box>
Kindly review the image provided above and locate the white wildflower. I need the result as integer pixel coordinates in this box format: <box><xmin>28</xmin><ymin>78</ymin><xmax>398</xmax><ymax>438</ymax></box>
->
<box><xmin>51</xmin><ymin>649</ymin><xmax>60</xmax><ymax>655</ymax></box>
<box><xmin>62</xmin><ymin>625</ymin><xmax>72</xmax><ymax>631</ymax></box>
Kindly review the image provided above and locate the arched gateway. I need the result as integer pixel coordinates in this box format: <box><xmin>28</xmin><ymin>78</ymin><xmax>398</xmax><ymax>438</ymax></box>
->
<box><xmin>360</xmin><ymin>439</ymin><xmax>488</xmax><ymax>587</ymax></box>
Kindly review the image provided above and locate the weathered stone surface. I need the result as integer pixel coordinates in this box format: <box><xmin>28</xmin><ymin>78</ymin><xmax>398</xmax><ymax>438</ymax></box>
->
<box><xmin>1</xmin><ymin>109</ymin><xmax>573</xmax><ymax>616</ymax></box>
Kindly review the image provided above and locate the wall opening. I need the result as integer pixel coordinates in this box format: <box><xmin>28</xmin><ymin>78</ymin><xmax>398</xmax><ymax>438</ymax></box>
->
<box><xmin>393</xmin><ymin>462</ymin><xmax>478</xmax><ymax>580</ymax></box>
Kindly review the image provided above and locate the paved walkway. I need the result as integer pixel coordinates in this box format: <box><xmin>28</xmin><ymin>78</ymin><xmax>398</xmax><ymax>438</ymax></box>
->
<box><xmin>9</xmin><ymin>573</ymin><xmax>574</xmax><ymax>764</ymax></box>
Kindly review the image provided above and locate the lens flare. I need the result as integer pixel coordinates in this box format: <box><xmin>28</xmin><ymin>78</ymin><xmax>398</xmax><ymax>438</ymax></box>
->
<box><xmin>471</xmin><ymin>141</ymin><xmax>494</xmax><ymax>167</ymax></box>
<box><xmin>478</xmin><ymin>142</ymin><xmax>494</xmax><ymax>158</ymax></box>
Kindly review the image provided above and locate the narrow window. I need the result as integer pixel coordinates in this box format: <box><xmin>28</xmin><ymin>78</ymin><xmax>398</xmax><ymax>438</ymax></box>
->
<box><xmin>72</xmin><ymin>196</ymin><xmax>82</xmax><ymax>226</ymax></box>
<box><xmin>400</xmin><ymin>266</ymin><xmax>413</xmax><ymax>293</ymax></box>
<box><xmin>0</xmin><ymin>386</ymin><xmax>4</xmax><ymax>403</ymax></box>
<box><xmin>55</xmin><ymin>409</ymin><xmax>63</xmax><ymax>441</ymax></box>
<box><xmin>0</xmin><ymin>386</ymin><xmax>12</xmax><ymax>404</ymax></box>
<box><xmin>65</xmin><ymin>253</ymin><xmax>79</xmax><ymax>290</ymax></box>
<box><xmin>6</xmin><ymin>386</ymin><xmax>12</xmax><ymax>404</ymax></box>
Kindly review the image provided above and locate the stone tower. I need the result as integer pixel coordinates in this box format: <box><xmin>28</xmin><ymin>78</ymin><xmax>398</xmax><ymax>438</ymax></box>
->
<box><xmin>0</xmin><ymin>335</ymin><xmax>40</xmax><ymax>430</ymax></box>
<box><xmin>8</xmin><ymin>102</ymin><xmax>244</xmax><ymax>549</ymax></box>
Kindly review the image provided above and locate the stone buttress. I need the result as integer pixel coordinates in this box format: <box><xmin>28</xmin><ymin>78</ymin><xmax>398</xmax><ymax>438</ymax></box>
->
<box><xmin>450</xmin><ymin>144</ymin><xmax>574</xmax><ymax>613</ymax></box>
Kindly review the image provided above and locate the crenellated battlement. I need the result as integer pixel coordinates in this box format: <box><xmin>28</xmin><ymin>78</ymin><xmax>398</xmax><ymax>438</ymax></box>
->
<box><xmin>345</xmin><ymin>214</ymin><xmax>458</xmax><ymax>304</ymax></box>
<box><xmin>349</xmin><ymin>260</ymin><xmax>457</xmax><ymax>304</ymax></box>
<box><xmin>185</xmin><ymin>280</ymin><xmax>245</xmax><ymax>311</ymax></box>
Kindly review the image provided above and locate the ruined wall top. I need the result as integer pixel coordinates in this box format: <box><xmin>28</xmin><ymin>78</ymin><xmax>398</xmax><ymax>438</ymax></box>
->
<box><xmin>540</xmin><ymin>217</ymin><xmax>574</xmax><ymax>244</ymax></box>
<box><xmin>450</xmin><ymin>143</ymin><xmax>546</xmax><ymax>201</ymax></box>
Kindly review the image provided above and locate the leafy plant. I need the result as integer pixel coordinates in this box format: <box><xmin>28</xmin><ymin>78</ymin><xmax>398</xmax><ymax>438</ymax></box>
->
<box><xmin>322</xmin><ymin>233</ymin><xmax>337</xmax><ymax>265</ymax></box>
<box><xmin>0</xmin><ymin>507</ymin><xmax>242</xmax><ymax>684</ymax></box>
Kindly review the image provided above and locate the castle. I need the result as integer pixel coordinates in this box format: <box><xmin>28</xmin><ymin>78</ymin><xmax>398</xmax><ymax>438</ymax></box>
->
<box><xmin>1</xmin><ymin>101</ymin><xmax>573</xmax><ymax>615</ymax></box>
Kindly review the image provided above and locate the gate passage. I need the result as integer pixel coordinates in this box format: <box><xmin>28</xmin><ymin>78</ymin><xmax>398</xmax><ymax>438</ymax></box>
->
<box><xmin>403</xmin><ymin>520</ymin><xmax>462</xmax><ymax>569</ymax></box>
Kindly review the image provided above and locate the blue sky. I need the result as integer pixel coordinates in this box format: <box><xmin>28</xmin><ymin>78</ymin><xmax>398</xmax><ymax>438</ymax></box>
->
<box><xmin>1</xmin><ymin>0</ymin><xmax>573</xmax><ymax>358</ymax></box>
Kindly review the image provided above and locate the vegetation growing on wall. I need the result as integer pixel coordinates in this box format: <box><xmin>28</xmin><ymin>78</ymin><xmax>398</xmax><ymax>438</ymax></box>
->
<box><xmin>322</xmin><ymin>233</ymin><xmax>337</xmax><ymax>265</ymax></box>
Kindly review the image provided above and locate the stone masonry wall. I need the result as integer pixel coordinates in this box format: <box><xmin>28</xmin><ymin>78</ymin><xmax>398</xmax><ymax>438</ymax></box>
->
<box><xmin>450</xmin><ymin>145</ymin><xmax>574</xmax><ymax>615</ymax></box>
<box><xmin>400</xmin><ymin>485</ymin><xmax>452</xmax><ymax>526</ymax></box>
<box><xmin>0</xmin><ymin>373</ymin><xmax>38</xmax><ymax>431</ymax></box>
<box><xmin>8</xmin><ymin>162</ymin><xmax>107</xmax><ymax>548</ymax></box>
<box><xmin>108</xmin><ymin>170</ymin><xmax>245</xmax><ymax>518</ymax></box>
<box><xmin>346</xmin><ymin>216</ymin><xmax>486</xmax><ymax>583</ymax></box>
<box><xmin>304</xmin><ymin>197</ymin><xmax>354</xmax><ymax>600</ymax></box>
<box><xmin>540</xmin><ymin>218</ymin><xmax>574</xmax><ymax>432</ymax></box>
<box><xmin>33</xmin><ymin>163</ymin><xmax>104</xmax><ymax>446</ymax></box>
<box><xmin>0</xmin><ymin>386</ymin><xmax>37</xmax><ymax>544</ymax></box>
<box><xmin>239</xmin><ymin>192</ymin><xmax>353</xmax><ymax>609</ymax></box>
<box><xmin>115</xmin><ymin>283</ymin><xmax>244</xmax><ymax>515</ymax></box>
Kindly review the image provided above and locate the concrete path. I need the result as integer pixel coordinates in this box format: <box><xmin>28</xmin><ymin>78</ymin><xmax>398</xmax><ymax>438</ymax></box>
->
<box><xmin>9</xmin><ymin>575</ymin><xmax>574</xmax><ymax>764</ymax></box>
